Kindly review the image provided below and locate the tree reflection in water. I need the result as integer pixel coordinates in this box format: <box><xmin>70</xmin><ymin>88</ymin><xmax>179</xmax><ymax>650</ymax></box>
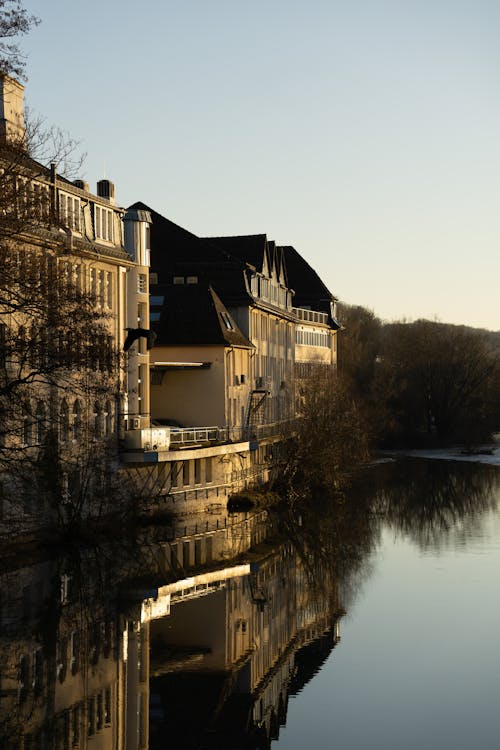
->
<box><xmin>371</xmin><ymin>458</ymin><xmax>500</xmax><ymax>551</ymax></box>
<box><xmin>0</xmin><ymin>459</ymin><xmax>498</xmax><ymax>748</ymax></box>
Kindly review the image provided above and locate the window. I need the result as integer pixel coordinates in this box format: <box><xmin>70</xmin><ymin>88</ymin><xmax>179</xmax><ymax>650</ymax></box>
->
<box><xmin>59</xmin><ymin>192</ymin><xmax>81</xmax><ymax>232</ymax></box>
<box><xmin>22</xmin><ymin>407</ymin><xmax>33</xmax><ymax>447</ymax></box>
<box><xmin>88</xmin><ymin>697</ymin><xmax>95</xmax><ymax>737</ymax></box>
<box><xmin>186</xmin><ymin>275</ymin><xmax>198</xmax><ymax>284</ymax></box>
<box><xmin>33</xmin><ymin>181</ymin><xmax>50</xmax><ymax>220</ymax></box>
<box><xmin>220</xmin><ymin>311</ymin><xmax>234</xmax><ymax>330</ymax></box>
<box><xmin>72</xmin><ymin>401</ymin><xmax>81</xmax><ymax>440</ymax></box>
<box><xmin>93</xmin><ymin>402</ymin><xmax>103</xmax><ymax>439</ymax></box>
<box><xmin>150</xmin><ymin>296</ymin><xmax>164</xmax><ymax>305</ymax></box>
<box><xmin>35</xmin><ymin>401</ymin><xmax>45</xmax><ymax>444</ymax></box>
<box><xmin>138</xmin><ymin>365</ymin><xmax>145</xmax><ymax>405</ymax></box>
<box><xmin>137</xmin><ymin>273</ymin><xmax>147</xmax><ymax>293</ymax></box>
<box><xmin>171</xmin><ymin>462</ymin><xmax>180</xmax><ymax>488</ymax></box>
<box><xmin>104</xmin><ymin>401</ymin><xmax>113</xmax><ymax>436</ymax></box>
<box><xmin>104</xmin><ymin>688</ymin><xmax>111</xmax><ymax>725</ymax></box>
<box><xmin>182</xmin><ymin>460</ymin><xmax>190</xmax><ymax>486</ymax></box>
<box><xmin>137</xmin><ymin>302</ymin><xmax>146</xmax><ymax>326</ymax></box>
<box><xmin>96</xmin><ymin>692</ymin><xmax>103</xmax><ymax>731</ymax></box>
<box><xmin>94</xmin><ymin>205</ymin><xmax>114</xmax><ymax>242</ymax></box>
<box><xmin>18</xmin><ymin>655</ymin><xmax>29</xmax><ymax>703</ymax></box>
<box><xmin>70</xmin><ymin>632</ymin><xmax>80</xmax><ymax>675</ymax></box>
<box><xmin>71</xmin><ymin>706</ymin><xmax>80</xmax><ymax>747</ymax></box>
<box><xmin>60</xmin><ymin>400</ymin><xmax>70</xmax><ymax>443</ymax></box>
<box><xmin>98</xmin><ymin>270</ymin><xmax>105</xmax><ymax>307</ymax></box>
<box><xmin>205</xmin><ymin>458</ymin><xmax>212</xmax><ymax>483</ymax></box>
<box><xmin>105</xmin><ymin>272</ymin><xmax>112</xmax><ymax>308</ymax></box>
<box><xmin>194</xmin><ymin>459</ymin><xmax>201</xmax><ymax>484</ymax></box>
<box><xmin>72</xmin><ymin>264</ymin><xmax>82</xmax><ymax>294</ymax></box>
<box><xmin>56</xmin><ymin>636</ymin><xmax>68</xmax><ymax>683</ymax></box>
<box><xmin>150</xmin><ymin>312</ymin><xmax>161</xmax><ymax>322</ymax></box>
<box><xmin>173</xmin><ymin>276</ymin><xmax>184</xmax><ymax>284</ymax></box>
<box><xmin>295</xmin><ymin>328</ymin><xmax>329</xmax><ymax>348</ymax></box>
<box><xmin>32</xmin><ymin>649</ymin><xmax>44</xmax><ymax>695</ymax></box>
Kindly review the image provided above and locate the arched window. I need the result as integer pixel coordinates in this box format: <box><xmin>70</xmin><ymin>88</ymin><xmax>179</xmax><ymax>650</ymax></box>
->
<box><xmin>35</xmin><ymin>401</ymin><xmax>46</xmax><ymax>444</ymax></box>
<box><xmin>22</xmin><ymin>402</ymin><xmax>33</xmax><ymax>447</ymax></box>
<box><xmin>72</xmin><ymin>400</ymin><xmax>81</xmax><ymax>441</ymax></box>
<box><xmin>104</xmin><ymin>400</ymin><xmax>113</xmax><ymax>437</ymax></box>
<box><xmin>60</xmin><ymin>399</ymin><xmax>70</xmax><ymax>443</ymax></box>
<box><xmin>93</xmin><ymin>402</ymin><xmax>103</xmax><ymax>439</ymax></box>
<box><xmin>29</xmin><ymin>324</ymin><xmax>39</xmax><ymax>367</ymax></box>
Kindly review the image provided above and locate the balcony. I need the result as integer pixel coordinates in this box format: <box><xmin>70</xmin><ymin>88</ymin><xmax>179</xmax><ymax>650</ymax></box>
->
<box><xmin>293</xmin><ymin>307</ymin><xmax>328</xmax><ymax>325</ymax></box>
<box><xmin>170</xmin><ymin>426</ymin><xmax>229</xmax><ymax>448</ymax></box>
<box><xmin>120</xmin><ymin>420</ymin><xmax>295</xmax><ymax>465</ymax></box>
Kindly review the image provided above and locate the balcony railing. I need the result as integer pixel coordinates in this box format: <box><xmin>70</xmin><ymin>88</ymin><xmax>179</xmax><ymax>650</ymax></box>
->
<box><xmin>170</xmin><ymin>421</ymin><xmax>296</xmax><ymax>447</ymax></box>
<box><xmin>293</xmin><ymin>307</ymin><xmax>328</xmax><ymax>325</ymax></box>
<box><xmin>122</xmin><ymin>420</ymin><xmax>297</xmax><ymax>459</ymax></box>
<box><xmin>169</xmin><ymin>426</ymin><xmax>229</xmax><ymax>447</ymax></box>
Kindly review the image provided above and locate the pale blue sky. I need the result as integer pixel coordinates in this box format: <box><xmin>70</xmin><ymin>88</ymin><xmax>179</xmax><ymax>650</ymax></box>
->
<box><xmin>21</xmin><ymin>1</ymin><xmax>500</xmax><ymax>329</ymax></box>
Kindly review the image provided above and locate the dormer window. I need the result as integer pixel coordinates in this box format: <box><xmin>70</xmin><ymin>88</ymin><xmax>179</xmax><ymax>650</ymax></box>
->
<box><xmin>95</xmin><ymin>205</ymin><xmax>114</xmax><ymax>242</ymax></box>
<box><xmin>220</xmin><ymin>311</ymin><xmax>234</xmax><ymax>330</ymax></box>
<box><xmin>59</xmin><ymin>192</ymin><xmax>80</xmax><ymax>232</ymax></box>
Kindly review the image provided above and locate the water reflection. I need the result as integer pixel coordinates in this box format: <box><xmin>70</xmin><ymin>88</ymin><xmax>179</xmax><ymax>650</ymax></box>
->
<box><xmin>0</xmin><ymin>510</ymin><xmax>342</xmax><ymax>749</ymax></box>
<box><xmin>371</xmin><ymin>458</ymin><xmax>500</xmax><ymax>550</ymax></box>
<box><xmin>1</xmin><ymin>459</ymin><xmax>499</xmax><ymax>749</ymax></box>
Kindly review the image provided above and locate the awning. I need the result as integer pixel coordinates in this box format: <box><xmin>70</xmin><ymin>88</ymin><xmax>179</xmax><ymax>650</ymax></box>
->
<box><xmin>151</xmin><ymin>361</ymin><xmax>211</xmax><ymax>370</ymax></box>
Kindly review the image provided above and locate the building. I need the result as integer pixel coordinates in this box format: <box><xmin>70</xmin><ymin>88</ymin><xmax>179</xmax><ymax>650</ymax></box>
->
<box><xmin>0</xmin><ymin>71</ymin><xmax>340</xmax><ymax>530</ymax></box>
<box><xmin>120</xmin><ymin>202</ymin><xmax>339</xmax><ymax>507</ymax></box>
<box><xmin>0</xmin><ymin>74</ymin><xmax>152</xmax><ymax>534</ymax></box>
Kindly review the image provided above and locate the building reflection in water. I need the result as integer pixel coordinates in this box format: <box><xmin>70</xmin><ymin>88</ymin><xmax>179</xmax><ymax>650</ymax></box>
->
<box><xmin>3</xmin><ymin>459</ymin><xmax>496</xmax><ymax>748</ymax></box>
<box><xmin>0</xmin><ymin>509</ymin><xmax>343</xmax><ymax>750</ymax></box>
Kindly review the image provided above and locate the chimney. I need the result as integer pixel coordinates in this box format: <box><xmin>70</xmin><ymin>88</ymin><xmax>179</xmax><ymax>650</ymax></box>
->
<box><xmin>73</xmin><ymin>179</ymin><xmax>89</xmax><ymax>192</ymax></box>
<box><xmin>0</xmin><ymin>74</ymin><xmax>26</xmax><ymax>148</ymax></box>
<box><xmin>96</xmin><ymin>179</ymin><xmax>115</xmax><ymax>204</ymax></box>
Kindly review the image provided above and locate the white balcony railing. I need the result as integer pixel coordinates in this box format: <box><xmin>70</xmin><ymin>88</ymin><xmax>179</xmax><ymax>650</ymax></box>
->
<box><xmin>293</xmin><ymin>307</ymin><xmax>328</xmax><ymax>325</ymax></box>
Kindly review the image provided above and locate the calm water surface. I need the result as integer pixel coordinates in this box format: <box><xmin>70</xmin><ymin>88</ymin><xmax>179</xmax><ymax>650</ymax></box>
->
<box><xmin>277</xmin><ymin>504</ymin><xmax>500</xmax><ymax>749</ymax></box>
<box><xmin>1</xmin><ymin>458</ymin><xmax>499</xmax><ymax>749</ymax></box>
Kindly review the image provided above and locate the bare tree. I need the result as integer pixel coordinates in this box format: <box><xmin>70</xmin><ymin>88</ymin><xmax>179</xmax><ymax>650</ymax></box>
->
<box><xmin>24</xmin><ymin>106</ymin><xmax>86</xmax><ymax>180</ymax></box>
<box><xmin>277</xmin><ymin>365</ymin><xmax>370</xmax><ymax>497</ymax></box>
<box><xmin>376</xmin><ymin>320</ymin><xmax>500</xmax><ymax>444</ymax></box>
<box><xmin>0</xmin><ymin>0</ymin><xmax>39</xmax><ymax>80</ymax></box>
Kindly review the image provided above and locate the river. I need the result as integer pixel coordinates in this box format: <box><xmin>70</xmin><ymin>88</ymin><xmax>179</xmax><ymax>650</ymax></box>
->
<box><xmin>1</xmin><ymin>457</ymin><xmax>499</xmax><ymax>749</ymax></box>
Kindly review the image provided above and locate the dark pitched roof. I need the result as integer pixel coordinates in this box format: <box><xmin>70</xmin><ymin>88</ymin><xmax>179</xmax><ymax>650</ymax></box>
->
<box><xmin>204</xmin><ymin>234</ymin><xmax>268</xmax><ymax>273</ymax></box>
<box><xmin>130</xmin><ymin>203</ymin><xmax>337</xmax><ymax>319</ymax></box>
<box><xmin>129</xmin><ymin>202</ymin><xmax>252</xmax><ymax>305</ymax></box>
<box><xmin>280</xmin><ymin>245</ymin><xmax>337</xmax><ymax>314</ymax></box>
<box><xmin>151</xmin><ymin>282</ymin><xmax>253</xmax><ymax>349</ymax></box>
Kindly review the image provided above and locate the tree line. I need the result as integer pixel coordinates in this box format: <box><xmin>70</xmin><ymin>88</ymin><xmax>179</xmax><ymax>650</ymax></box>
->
<box><xmin>337</xmin><ymin>304</ymin><xmax>500</xmax><ymax>449</ymax></box>
<box><xmin>276</xmin><ymin>304</ymin><xmax>500</xmax><ymax>500</ymax></box>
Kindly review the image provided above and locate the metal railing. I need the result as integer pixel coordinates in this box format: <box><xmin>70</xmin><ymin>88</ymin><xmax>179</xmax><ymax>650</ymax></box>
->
<box><xmin>168</xmin><ymin>420</ymin><xmax>295</xmax><ymax>448</ymax></box>
<box><xmin>169</xmin><ymin>426</ymin><xmax>229</xmax><ymax>447</ymax></box>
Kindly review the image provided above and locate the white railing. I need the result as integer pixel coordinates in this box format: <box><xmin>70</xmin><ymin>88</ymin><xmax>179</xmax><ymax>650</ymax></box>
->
<box><xmin>293</xmin><ymin>307</ymin><xmax>328</xmax><ymax>325</ymax></box>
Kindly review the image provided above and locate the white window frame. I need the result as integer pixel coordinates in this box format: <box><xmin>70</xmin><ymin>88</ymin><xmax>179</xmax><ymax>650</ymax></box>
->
<box><xmin>94</xmin><ymin>204</ymin><xmax>114</xmax><ymax>242</ymax></box>
<box><xmin>59</xmin><ymin>191</ymin><xmax>81</xmax><ymax>232</ymax></box>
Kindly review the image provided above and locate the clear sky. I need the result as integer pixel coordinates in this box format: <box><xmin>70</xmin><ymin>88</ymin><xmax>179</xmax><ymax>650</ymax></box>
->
<box><xmin>20</xmin><ymin>1</ymin><xmax>500</xmax><ymax>330</ymax></box>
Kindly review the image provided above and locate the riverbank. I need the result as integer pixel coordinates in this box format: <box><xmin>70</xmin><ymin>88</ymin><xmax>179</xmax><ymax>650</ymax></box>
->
<box><xmin>382</xmin><ymin>445</ymin><xmax>500</xmax><ymax>466</ymax></box>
